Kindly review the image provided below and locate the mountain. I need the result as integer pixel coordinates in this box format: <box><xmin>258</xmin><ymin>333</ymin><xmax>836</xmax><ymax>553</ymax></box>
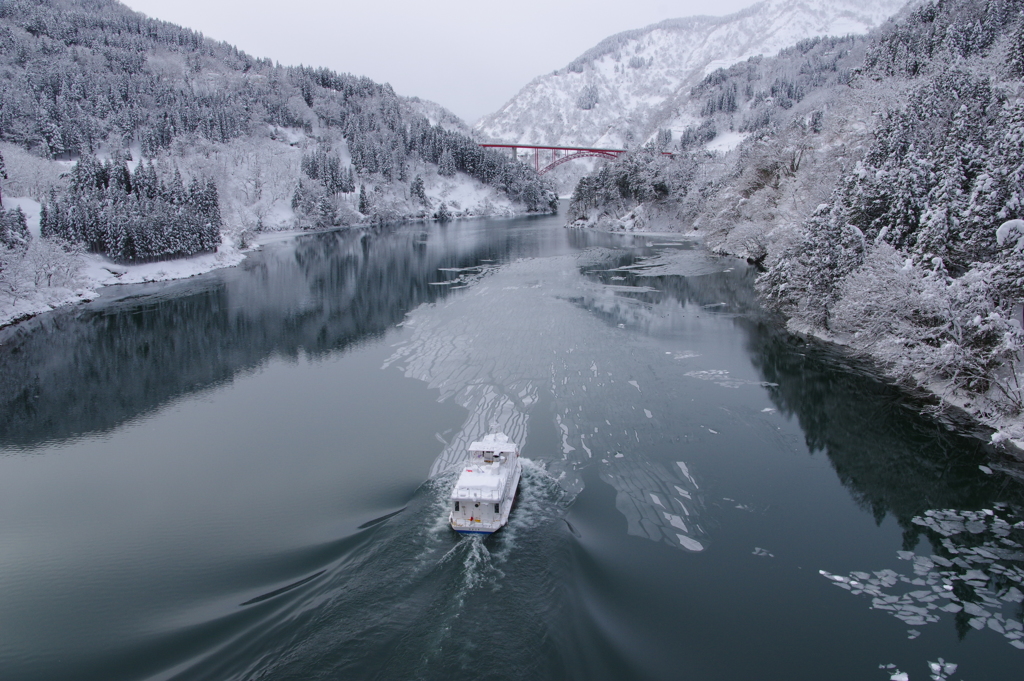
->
<box><xmin>566</xmin><ymin>0</ymin><xmax>1024</xmax><ymax>441</ymax></box>
<box><xmin>0</xmin><ymin>0</ymin><xmax>554</xmax><ymax>256</ymax></box>
<box><xmin>475</xmin><ymin>0</ymin><xmax>909</xmax><ymax>149</ymax></box>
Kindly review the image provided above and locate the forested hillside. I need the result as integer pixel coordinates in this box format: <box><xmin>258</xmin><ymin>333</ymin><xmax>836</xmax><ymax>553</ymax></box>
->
<box><xmin>0</xmin><ymin>0</ymin><xmax>554</xmax><ymax>260</ymax></box>
<box><xmin>569</xmin><ymin>31</ymin><xmax>873</xmax><ymax>233</ymax></box>
<box><xmin>569</xmin><ymin>0</ymin><xmax>1024</xmax><ymax>437</ymax></box>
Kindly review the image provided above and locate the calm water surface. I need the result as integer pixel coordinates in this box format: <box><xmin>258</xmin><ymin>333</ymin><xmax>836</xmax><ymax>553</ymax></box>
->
<box><xmin>1</xmin><ymin>211</ymin><xmax>1022</xmax><ymax>680</ymax></box>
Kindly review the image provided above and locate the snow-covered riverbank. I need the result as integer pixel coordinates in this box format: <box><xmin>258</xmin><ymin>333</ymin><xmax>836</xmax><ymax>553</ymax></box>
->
<box><xmin>0</xmin><ymin>202</ymin><xmax>555</xmax><ymax>330</ymax></box>
<box><xmin>785</xmin><ymin>318</ymin><xmax>1024</xmax><ymax>462</ymax></box>
<box><xmin>599</xmin><ymin>228</ymin><xmax>1024</xmax><ymax>460</ymax></box>
<box><xmin>0</xmin><ymin>230</ymin><xmax>245</xmax><ymax>330</ymax></box>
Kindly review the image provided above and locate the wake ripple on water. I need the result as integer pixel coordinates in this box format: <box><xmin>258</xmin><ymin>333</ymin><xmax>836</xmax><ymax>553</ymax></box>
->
<box><xmin>384</xmin><ymin>253</ymin><xmax>711</xmax><ymax>553</ymax></box>
<box><xmin>188</xmin><ymin>459</ymin><xmax>572</xmax><ymax>681</ymax></box>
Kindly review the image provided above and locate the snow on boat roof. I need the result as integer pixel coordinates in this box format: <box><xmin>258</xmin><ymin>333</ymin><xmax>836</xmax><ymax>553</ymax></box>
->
<box><xmin>469</xmin><ymin>432</ymin><xmax>518</xmax><ymax>454</ymax></box>
<box><xmin>455</xmin><ymin>469</ymin><xmax>502</xmax><ymax>489</ymax></box>
<box><xmin>451</xmin><ymin>466</ymin><xmax>504</xmax><ymax>501</ymax></box>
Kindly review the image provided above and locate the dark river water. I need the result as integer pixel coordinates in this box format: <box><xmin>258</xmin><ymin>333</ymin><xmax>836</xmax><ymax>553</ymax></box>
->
<box><xmin>1</xmin><ymin>210</ymin><xmax>1023</xmax><ymax>681</ymax></box>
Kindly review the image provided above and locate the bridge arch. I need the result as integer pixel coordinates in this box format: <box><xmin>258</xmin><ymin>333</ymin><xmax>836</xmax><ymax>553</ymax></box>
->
<box><xmin>538</xmin><ymin>150</ymin><xmax>618</xmax><ymax>175</ymax></box>
<box><xmin>478</xmin><ymin>143</ymin><xmax>671</xmax><ymax>174</ymax></box>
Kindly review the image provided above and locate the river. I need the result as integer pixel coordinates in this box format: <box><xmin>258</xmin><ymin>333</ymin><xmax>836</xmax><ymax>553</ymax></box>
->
<box><xmin>1</xmin><ymin>210</ymin><xmax>1022</xmax><ymax>681</ymax></box>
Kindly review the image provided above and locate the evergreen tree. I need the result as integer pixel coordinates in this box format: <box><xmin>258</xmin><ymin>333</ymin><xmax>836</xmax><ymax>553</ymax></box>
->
<box><xmin>410</xmin><ymin>176</ymin><xmax>428</xmax><ymax>206</ymax></box>
<box><xmin>315</xmin><ymin>194</ymin><xmax>334</xmax><ymax>228</ymax></box>
<box><xmin>41</xmin><ymin>155</ymin><xmax>222</xmax><ymax>262</ymax></box>
<box><xmin>438</xmin><ymin>149</ymin><xmax>456</xmax><ymax>177</ymax></box>
<box><xmin>654</xmin><ymin>129</ymin><xmax>673</xmax><ymax>150</ymax></box>
<box><xmin>0</xmin><ymin>149</ymin><xmax>6</xmax><ymax>207</ymax></box>
<box><xmin>0</xmin><ymin>206</ymin><xmax>29</xmax><ymax>250</ymax></box>
<box><xmin>1009</xmin><ymin>15</ymin><xmax>1024</xmax><ymax>78</ymax></box>
<box><xmin>759</xmin><ymin>203</ymin><xmax>865</xmax><ymax>328</ymax></box>
<box><xmin>358</xmin><ymin>185</ymin><xmax>368</xmax><ymax>214</ymax></box>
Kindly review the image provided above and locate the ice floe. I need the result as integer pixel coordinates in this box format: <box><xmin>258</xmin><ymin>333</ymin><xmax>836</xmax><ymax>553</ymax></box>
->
<box><xmin>879</xmin><ymin>659</ymin><xmax>959</xmax><ymax>681</ymax></box>
<box><xmin>821</xmin><ymin>506</ymin><xmax>1024</xmax><ymax>650</ymax></box>
<box><xmin>685</xmin><ymin>369</ymin><xmax>778</xmax><ymax>389</ymax></box>
<box><xmin>677</xmin><ymin>535</ymin><xmax>704</xmax><ymax>552</ymax></box>
<box><xmin>608</xmin><ymin>248</ymin><xmax>740</xmax><ymax>279</ymax></box>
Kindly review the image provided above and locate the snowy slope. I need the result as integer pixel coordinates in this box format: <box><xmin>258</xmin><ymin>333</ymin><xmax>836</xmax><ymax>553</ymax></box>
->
<box><xmin>476</xmin><ymin>0</ymin><xmax>909</xmax><ymax>148</ymax></box>
<box><xmin>404</xmin><ymin>97</ymin><xmax>476</xmax><ymax>136</ymax></box>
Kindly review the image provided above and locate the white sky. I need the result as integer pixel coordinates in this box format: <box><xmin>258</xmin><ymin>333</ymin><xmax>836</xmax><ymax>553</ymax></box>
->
<box><xmin>121</xmin><ymin>0</ymin><xmax>754</xmax><ymax>124</ymax></box>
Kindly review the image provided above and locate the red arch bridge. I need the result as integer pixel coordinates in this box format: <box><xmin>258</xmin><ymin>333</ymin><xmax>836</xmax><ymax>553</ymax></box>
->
<box><xmin>479</xmin><ymin>144</ymin><xmax>672</xmax><ymax>175</ymax></box>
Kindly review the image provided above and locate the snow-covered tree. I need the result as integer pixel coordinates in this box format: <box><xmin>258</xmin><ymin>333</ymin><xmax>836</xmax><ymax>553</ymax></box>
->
<box><xmin>1009</xmin><ymin>14</ymin><xmax>1024</xmax><ymax>77</ymax></box>
<box><xmin>434</xmin><ymin>202</ymin><xmax>452</xmax><ymax>222</ymax></box>
<box><xmin>410</xmin><ymin>176</ymin><xmax>428</xmax><ymax>206</ymax></box>
<box><xmin>41</xmin><ymin>156</ymin><xmax>222</xmax><ymax>262</ymax></box>
<box><xmin>758</xmin><ymin>202</ymin><xmax>865</xmax><ymax>327</ymax></box>
<box><xmin>438</xmin><ymin>149</ymin><xmax>456</xmax><ymax>177</ymax></box>
<box><xmin>0</xmin><ymin>149</ymin><xmax>6</xmax><ymax>207</ymax></box>
<box><xmin>576</xmin><ymin>85</ymin><xmax>599</xmax><ymax>110</ymax></box>
<box><xmin>0</xmin><ymin>206</ymin><xmax>29</xmax><ymax>250</ymax></box>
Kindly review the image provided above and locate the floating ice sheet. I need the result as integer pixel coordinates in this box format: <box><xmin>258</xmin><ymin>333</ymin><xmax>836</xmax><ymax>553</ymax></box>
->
<box><xmin>822</xmin><ymin>506</ymin><xmax>1024</xmax><ymax>650</ymax></box>
<box><xmin>609</xmin><ymin>248</ymin><xmax>738</xmax><ymax>278</ymax></box>
<box><xmin>685</xmin><ymin>369</ymin><xmax>778</xmax><ymax>389</ymax></box>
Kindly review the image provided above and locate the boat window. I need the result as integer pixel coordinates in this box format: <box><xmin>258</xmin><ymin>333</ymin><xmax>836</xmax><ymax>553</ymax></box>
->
<box><xmin>474</xmin><ymin>502</ymin><xmax>479</xmax><ymax>508</ymax></box>
<box><xmin>454</xmin><ymin>501</ymin><xmax>459</xmax><ymax>511</ymax></box>
<box><xmin>494</xmin><ymin>503</ymin><xmax>500</xmax><ymax>513</ymax></box>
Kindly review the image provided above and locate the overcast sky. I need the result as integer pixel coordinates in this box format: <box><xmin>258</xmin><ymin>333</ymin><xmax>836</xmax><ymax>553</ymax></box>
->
<box><xmin>120</xmin><ymin>0</ymin><xmax>754</xmax><ymax>124</ymax></box>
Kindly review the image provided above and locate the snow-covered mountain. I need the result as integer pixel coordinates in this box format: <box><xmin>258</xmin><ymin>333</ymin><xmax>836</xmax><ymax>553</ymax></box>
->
<box><xmin>476</xmin><ymin>0</ymin><xmax>909</xmax><ymax>148</ymax></box>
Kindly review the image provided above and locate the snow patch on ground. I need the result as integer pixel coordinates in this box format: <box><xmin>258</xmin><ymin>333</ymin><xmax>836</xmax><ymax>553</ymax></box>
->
<box><xmin>706</xmin><ymin>131</ymin><xmax>748</xmax><ymax>154</ymax></box>
<box><xmin>3</xmin><ymin>196</ymin><xmax>42</xmax><ymax>237</ymax></box>
<box><xmin>0</xmin><ymin>287</ymin><xmax>98</xmax><ymax>329</ymax></box>
<box><xmin>79</xmin><ymin>240</ymin><xmax>245</xmax><ymax>287</ymax></box>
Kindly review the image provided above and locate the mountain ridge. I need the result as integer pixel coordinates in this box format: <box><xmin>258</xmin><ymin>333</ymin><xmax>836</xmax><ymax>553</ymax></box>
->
<box><xmin>476</xmin><ymin>0</ymin><xmax>911</xmax><ymax>149</ymax></box>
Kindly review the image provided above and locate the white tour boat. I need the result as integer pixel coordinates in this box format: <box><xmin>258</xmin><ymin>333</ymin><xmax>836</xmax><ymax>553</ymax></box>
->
<box><xmin>449</xmin><ymin>432</ymin><xmax>522</xmax><ymax>535</ymax></box>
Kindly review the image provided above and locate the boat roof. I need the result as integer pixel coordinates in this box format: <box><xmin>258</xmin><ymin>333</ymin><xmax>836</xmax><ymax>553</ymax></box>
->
<box><xmin>455</xmin><ymin>468</ymin><xmax>502</xmax><ymax>489</ymax></box>
<box><xmin>469</xmin><ymin>432</ymin><xmax>518</xmax><ymax>454</ymax></box>
<box><xmin>450</xmin><ymin>465</ymin><xmax>506</xmax><ymax>501</ymax></box>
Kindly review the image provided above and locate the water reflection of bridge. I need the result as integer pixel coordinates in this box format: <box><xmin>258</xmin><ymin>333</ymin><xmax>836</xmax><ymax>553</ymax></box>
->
<box><xmin>479</xmin><ymin>143</ymin><xmax>672</xmax><ymax>174</ymax></box>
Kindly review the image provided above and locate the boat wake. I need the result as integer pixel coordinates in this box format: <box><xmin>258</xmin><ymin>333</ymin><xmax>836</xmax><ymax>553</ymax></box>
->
<box><xmin>385</xmin><ymin>254</ymin><xmax>711</xmax><ymax>552</ymax></box>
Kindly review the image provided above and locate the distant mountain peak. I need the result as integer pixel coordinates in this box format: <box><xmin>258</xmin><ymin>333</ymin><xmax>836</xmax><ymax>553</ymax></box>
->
<box><xmin>476</xmin><ymin>0</ymin><xmax>909</xmax><ymax>148</ymax></box>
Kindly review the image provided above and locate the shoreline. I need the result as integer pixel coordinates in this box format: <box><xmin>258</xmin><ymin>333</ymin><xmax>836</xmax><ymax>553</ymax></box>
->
<box><xmin>0</xmin><ymin>207</ymin><xmax>559</xmax><ymax>331</ymax></box>
<box><xmin>584</xmin><ymin>222</ymin><xmax>1024</xmax><ymax>463</ymax></box>
<box><xmin>9</xmin><ymin>211</ymin><xmax>1019</xmax><ymax>464</ymax></box>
